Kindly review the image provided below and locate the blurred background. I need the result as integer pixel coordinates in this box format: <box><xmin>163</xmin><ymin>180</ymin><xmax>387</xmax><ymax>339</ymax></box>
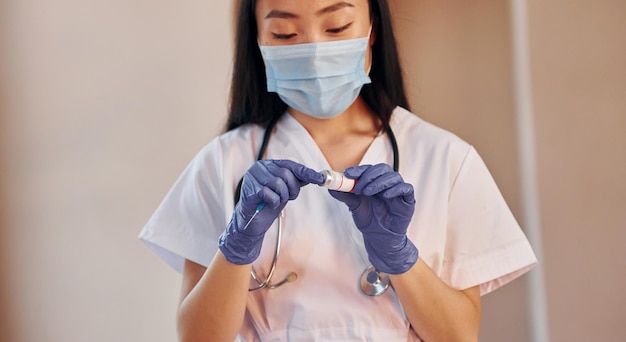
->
<box><xmin>1</xmin><ymin>0</ymin><xmax>624</xmax><ymax>341</ymax></box>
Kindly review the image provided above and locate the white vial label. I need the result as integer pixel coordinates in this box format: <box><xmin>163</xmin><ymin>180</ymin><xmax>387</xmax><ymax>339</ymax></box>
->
<box><xmin>321</xmin><ymin>170</ymin><xmax>355</xmax><ymax>192</ymax></box>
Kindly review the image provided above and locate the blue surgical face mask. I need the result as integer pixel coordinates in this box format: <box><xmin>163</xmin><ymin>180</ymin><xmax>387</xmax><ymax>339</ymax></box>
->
<box><xmin>259</xmin><ymin>31</ymin><xmax>372</xmax><ymax>119</ymax></box>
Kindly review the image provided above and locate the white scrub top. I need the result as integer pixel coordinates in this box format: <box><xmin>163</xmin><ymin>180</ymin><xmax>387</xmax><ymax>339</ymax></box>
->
<box><xmin>139</xmin><ymin>107</ymin><xmax>537</xmax><ymax>341</ymax></box>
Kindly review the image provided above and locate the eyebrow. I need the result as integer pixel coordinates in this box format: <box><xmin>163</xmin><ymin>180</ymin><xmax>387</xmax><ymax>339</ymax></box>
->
<box><xmin>316</xmin><ymin>1</ymin><xmax>355</xmax><ymax>15</ymax></box>
<box><xmin>264</xmin><ymin>1</ymin><xmax>355</xmax><ymax>20</ymax></box>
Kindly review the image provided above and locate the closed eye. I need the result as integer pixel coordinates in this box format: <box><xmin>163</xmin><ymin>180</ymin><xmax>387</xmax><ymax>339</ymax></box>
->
<box><xmin>326</xmin><ymin>22</ymin><xmax>353</xmax><ymax>34</ymax></box>
<box><xmin>272</xmin><ymin>32</ymin><xmax>297</xmax><ymax>40</ymax></box>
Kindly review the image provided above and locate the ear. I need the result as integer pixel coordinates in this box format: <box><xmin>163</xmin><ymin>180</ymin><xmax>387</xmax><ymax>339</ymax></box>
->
<box><xmin>369</xmin><ymin>24</ymin><xmax>376</xmax><ymax>46</ymax></box>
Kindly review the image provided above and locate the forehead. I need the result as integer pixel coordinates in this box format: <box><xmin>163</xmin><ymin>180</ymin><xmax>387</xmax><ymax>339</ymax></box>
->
<box><xmin>256</xmin><ymin>0</ymin><xmax>370</xmax><ymax>18</ymax></box>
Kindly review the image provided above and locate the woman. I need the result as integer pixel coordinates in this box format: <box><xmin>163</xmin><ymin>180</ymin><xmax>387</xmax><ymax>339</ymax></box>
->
<box><xmin>139</xmin><ymin>0</ymin><xmax>537</xmax><ymax>341</ymax></box>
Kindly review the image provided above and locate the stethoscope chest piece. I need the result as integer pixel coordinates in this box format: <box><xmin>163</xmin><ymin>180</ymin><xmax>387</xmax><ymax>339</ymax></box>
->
<box><xmin>359</xmin><ymin>265</ymin><xmax>390</xmax><ymax>296</ymax></box>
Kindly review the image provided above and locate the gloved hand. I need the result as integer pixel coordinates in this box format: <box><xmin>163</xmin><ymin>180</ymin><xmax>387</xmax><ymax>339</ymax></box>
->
<box><xmin>219</xmin><ymin>159</ymin><xmax>324</xmax><ymax>265</ymax></box>
<box><xmin>329</xmin><ymin>163</ymin><xmax>419</xmax><ymax>274</ymax></box>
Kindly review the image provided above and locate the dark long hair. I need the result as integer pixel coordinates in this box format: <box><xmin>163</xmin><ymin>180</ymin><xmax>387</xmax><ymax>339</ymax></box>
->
<box><xmin>225</xmin><ymin>0</ymin><xmax>410</xmax><ymax>132</ymax></box>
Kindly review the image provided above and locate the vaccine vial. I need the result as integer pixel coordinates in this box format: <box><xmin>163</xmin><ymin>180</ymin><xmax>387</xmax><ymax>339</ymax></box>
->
<box><xmin>320</xmin><ymin>170</ymin><xmax>356</xmax><ymax>192</ymax></box>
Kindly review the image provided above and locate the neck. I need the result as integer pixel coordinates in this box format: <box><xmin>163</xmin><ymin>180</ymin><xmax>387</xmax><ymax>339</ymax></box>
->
<box><xmin>289</xmin><ymin>98</ymin><xmax>381</xmax><ymax>144</ymax></box>
<box><xmin>289</xmin><ymin>98</ymin><xmax>382</xmax><ymax>170</ymax></box>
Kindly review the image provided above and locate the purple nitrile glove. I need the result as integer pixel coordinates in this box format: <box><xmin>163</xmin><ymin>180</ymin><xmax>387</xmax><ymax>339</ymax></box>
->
<box><xmin>219</xmin><ymin>159</ymin><xmax>324</xmax><ymax>265</ymax></box>
<box><xmin>329</xmin><ymin>163</ymin><xmax>419</xmax><ymax>274</ymax></box>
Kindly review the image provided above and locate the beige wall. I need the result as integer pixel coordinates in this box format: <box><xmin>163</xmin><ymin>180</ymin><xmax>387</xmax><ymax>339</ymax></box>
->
<box><xmin>1</xmin><ymin>0</ymin><xmax>624</xmax><ymax>341</ymax></box>
<box><xmin>529</xmin><ymin>0</ymin><xmax>626</xmax><ymax>340</ymax></box>
<box><xmin>1</xmin><ymin>1</ymin><xmax>233</xmax><ymax>341</ymax></box>
<box><xmin>393</xmin><ymin>0</ymin><xmax>626</xmax><ymax>341</ymax></box>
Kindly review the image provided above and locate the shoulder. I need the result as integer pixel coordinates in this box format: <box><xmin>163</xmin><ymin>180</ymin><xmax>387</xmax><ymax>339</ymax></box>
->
<box><xmin>195</xmin><ymin>124</ymin><xmax>265</xmax><ymax>164</ymax></box>
<box><xmin>390</xmin><ymin>107</ymin><xmax>472</xmax><ymax>169</ymax></box>
<box><xmin>391</xmin><ymin>107</ymin><xmax>469</xmax><ymax>147</ymax></box>
<box><xmin>173</xmin><ymin>123</ymin><xmax>266</xmax><ymax>192</ymax></box>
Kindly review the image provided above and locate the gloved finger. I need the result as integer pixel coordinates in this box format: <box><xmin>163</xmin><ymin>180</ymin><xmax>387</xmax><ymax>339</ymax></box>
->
<box><xmin>273</xmin><ymin>159</ymin><xmax>325</xmax><ymax>185</ymax></box>
<box><xmin>361</xmin><ymin>172</ymin><xmax>404</xmax><ymax>196</ymax></box>
<box><xmin>328</xmin><ymin>190</ymin><xmax>362</xmax><ymax>211</ymax></box>
<box><xmin>238</xmin><ymin>183</ymin><xmax>277</xmax><ymax>214</ymax></box>
<box><xmin>256</xmin><ymin>174</ymin><xmax>290</xmax><ymax>206</ymax></box>
<box><xmin>246</xmin><ymin>161</ymin><xmax>291</xmax><ymax>202</ymax></box>
<box><xmin>343</xmin><ymin>164</ymin><xmax>372</xmax><ymax>179</ymax></box>
<box><xmin>347</xmin><ymin>163</ymin><xmax>394</xmax><ymax>194</ymax></box>
<box><xmin>240</xmin><ymin>167</ymin><xmax>289</xmax><ymax>211</ymax></box>
<box><xmin>265</xmin><ymin>161</ymin><xmax>304</xmax><ymax>200</ymax></box>
<box><xmin>257</xmin><ymin>186</ymin><xmax>283</xmax><ymax>210</ymax></box>
<box><xmin>382</xmin><ymin>182</ymin><xmax>416</xmax><ymax>204</ymax></box>
<box><xmin>239</xmin><ymin>173</ymin><xmax>264</xmax><ymax>209</ymax></box>
<box><xmin>246</xmin><ymin>161</ymin><xmax>275</xmax><ymax>186</ymax></box>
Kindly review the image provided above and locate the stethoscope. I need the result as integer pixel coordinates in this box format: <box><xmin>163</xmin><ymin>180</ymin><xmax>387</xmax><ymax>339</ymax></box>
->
<box><xmin>235</xmin><ymin>115</ymin><xmax>400</xmax><ymax>296</ymax></box>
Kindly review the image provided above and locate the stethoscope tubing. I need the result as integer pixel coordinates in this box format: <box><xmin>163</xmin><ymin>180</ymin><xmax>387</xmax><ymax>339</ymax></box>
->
<box><xmin>248</xmin><ymin>211</ymin><xmax>286</xmax><ymax>291</ymax></box>
<box><xmin>235</xmin><ymin>114</ymin><xmax>399</xmax><ymax>294</ymax></box>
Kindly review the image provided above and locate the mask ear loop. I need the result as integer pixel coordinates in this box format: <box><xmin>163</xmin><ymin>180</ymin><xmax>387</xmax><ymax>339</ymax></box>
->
<box><xmin>365</xmin><ymin>23</ymin><xmax>374</xmax><ymax>75</ymax></box>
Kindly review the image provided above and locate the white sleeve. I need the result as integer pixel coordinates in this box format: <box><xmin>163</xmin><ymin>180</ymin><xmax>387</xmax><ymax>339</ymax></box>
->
<box><xmin>138</xmin><ymin>139</ymin><xmax>231</xmax><ymax>273</ymax></box>
<box><xmin>441</xmin><ymin>146</ymin><xmax>537</xmax><ymax>295</ymax></box>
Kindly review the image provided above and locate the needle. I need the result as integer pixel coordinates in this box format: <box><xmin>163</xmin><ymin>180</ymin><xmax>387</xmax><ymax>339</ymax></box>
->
<box><xmin>242</xmin><ymin>202</ymin><xmax>265</xmax><ymax>230</ymax></box>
